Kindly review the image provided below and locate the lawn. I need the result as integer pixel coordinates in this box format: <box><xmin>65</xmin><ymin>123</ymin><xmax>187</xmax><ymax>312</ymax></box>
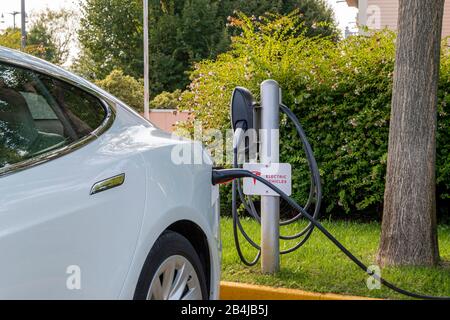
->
<box><xmin>220</xmin><ymin>217</ymin><xmax>450</xmax><ymax>299</ymax></box>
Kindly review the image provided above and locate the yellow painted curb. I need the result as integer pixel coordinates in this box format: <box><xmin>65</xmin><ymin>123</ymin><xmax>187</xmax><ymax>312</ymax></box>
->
<box><xmin>220</xmin><ymin>281</ymin><xmax>377</xmax><ymax>300</ymax></box>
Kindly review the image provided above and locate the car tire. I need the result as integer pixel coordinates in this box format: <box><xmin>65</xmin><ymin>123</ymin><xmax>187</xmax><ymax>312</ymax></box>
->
<box><xmin>134</xmin><ymin>230</ymin><xmax>208</xmax><ymax>300</ymax></box>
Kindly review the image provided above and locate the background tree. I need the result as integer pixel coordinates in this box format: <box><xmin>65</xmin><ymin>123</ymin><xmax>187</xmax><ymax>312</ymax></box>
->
<box><xmin>220</xmin><ymin>0</ymin><xmax>337</xmax><ymax>39</ymax></box>
<box><xmin>75</xmin><ymin>0</ymin><xmax>338</xmax><ymax>97</ymax></box>
<box><xmin>147</xmin><ymin>0</ymin><xmax>229</xmax><ymax>94</ymax></box>
<box><xmin>94</xmin><ymin>69</ymin><xmax>144</xmax><ymax>112</ymax></box>
<box><xmin>0</xmin><ymin>9</ymin><xmax>77</xmax><ymax>65</ymax></box>
<box><xmin>27</xmin><ymin>8</ymin><xmax>78</xmax><ymax>65</ymax></box>
<box><xmin>75</xmin><ymin>0</ymin><xmax>143</xmax><ymax>80</ymax></box>
<box><xmin>0</xmin><ymin>28</ymin><xmax>24</xmax><ymax>50</ymax></box>
<box><xmin>0</xmin><ymin>28</ymin><xmax>47</xmax><ymax>58</ymax></box>
<box><xmin>377</xmin><ymin>0</ymin><xmax>445</xmax><ymax>266</ymax></box>
<box><xmin>150</xmin><ymin>89</ymin><xmax>183</xmax><ymax>109</ymax></box>
<box><xmin>27</xmin><ymin>24</ymin><xmax>58</xmax><ymax>62</ymax></box>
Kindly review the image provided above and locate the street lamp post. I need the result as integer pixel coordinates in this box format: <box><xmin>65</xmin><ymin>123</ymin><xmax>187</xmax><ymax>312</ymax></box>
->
<box><xmin>143</xmin><ymin>0</ymin><xmax>150</xmax><ymax>120</ymax></box>
<box><xmin>4</xmin><ymin>11</ymin><xmax>20</xmax><ymax>30</ymax></box>
<box><xmin>20</xmin><ymin>0</ymin><xmax>26</xmax><ymax>50</ymax></box>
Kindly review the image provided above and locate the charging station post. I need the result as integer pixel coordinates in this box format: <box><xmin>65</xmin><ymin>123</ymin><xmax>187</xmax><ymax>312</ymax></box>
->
<box><xmin>260</xmin><ymin>80</ymin><xmax>280</xmax><ymax>273</ymax></box>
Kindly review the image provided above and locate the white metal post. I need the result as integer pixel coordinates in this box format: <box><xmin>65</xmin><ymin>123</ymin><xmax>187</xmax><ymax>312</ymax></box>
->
<box><xmin>143</xmin><ymin>0</ymin><xmax>150</xmax><ymax>120</ymax></box>
<box><xmin>260</xmin><ymin>79</ymin><xmax>280</xmax><ymax>273</ymax></box>
<box><xmin>20</xmin><ymin>0</ymin><xmax>26</xmax><ymax>51</ymax></box>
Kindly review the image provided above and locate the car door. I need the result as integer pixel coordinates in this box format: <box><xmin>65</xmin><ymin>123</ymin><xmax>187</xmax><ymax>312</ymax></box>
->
<box><xmin>0</xmin><ymin>62</ymin><xmax>146</xmax><ymax>299</ymax></box>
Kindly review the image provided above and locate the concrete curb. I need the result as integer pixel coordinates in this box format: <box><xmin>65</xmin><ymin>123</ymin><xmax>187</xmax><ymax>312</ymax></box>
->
<box><xmin>220</xmin><ymin>281</ymin><xmax>377</xmax><ymax>300</ymax></box>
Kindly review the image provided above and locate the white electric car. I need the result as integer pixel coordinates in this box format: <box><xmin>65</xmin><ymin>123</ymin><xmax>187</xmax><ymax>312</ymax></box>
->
<box><xmin>0</xmin><ymin>47</ymin><xmax>220</xmax><ymax>300</ymax></box>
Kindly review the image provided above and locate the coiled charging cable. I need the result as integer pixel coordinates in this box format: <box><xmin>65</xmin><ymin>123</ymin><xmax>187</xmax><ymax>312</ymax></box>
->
<box><xmin>231</xmin><ymin>103</ymin><xmax>322</xmax><ymax>266</ymax></box>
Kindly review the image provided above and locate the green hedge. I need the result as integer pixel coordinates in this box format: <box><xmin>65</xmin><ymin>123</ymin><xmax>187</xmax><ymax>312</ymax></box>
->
<box><xmin>179</xmin><ymin>12</ymin><xmax>450</xmax><ymax>219</ymax></box>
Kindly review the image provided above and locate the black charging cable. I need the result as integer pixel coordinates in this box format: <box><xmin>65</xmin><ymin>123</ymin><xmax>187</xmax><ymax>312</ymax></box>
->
<box><xmin>231</xmin><ymin>103</ymin><xmax>322</xmax><ymax>265</ymax></box>
<box><xmin>215</xmin><ymin>168</ymin><xmax>450</xmax><ymax>300</ymax></box>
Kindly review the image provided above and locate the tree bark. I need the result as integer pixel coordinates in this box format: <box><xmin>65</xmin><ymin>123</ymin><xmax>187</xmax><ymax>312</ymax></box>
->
<box><xmin>377</xmin><ymin>0</ymin><xmax>445</xmax><ymax>266</ymax></box>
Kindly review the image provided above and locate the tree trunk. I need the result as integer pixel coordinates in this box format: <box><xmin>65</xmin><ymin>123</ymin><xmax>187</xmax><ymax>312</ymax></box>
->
<box><xmin>377</xmin><ymin>0</ymin><xmax>445</xmax><ymax>266</ymax></box>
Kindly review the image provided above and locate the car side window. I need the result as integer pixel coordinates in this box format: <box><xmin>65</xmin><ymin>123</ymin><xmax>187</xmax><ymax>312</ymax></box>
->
<box><xmin>0</xmin><ymin>62</ymin><xmax>106</xmax><ymax>170</ymax></box>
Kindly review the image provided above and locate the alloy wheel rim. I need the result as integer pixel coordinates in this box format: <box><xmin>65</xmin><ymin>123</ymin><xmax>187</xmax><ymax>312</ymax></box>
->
<box><xmin>147</xmin><ymin>255</ymin><xmax>202</xmax><ymax>300</ymax></box>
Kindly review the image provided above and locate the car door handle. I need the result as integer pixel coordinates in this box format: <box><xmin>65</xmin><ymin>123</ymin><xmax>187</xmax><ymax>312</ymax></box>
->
<box><xmin>90</xmin><ymin>173</ymin><xmax>125</xmax><ymax>195</ymax></box>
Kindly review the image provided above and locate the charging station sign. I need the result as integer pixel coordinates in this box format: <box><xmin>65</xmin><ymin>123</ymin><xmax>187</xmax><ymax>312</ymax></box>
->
<box><xmin>243</xmin><ymin>163</ymin><xmax>292</xmax><ymax>196</ymax></box>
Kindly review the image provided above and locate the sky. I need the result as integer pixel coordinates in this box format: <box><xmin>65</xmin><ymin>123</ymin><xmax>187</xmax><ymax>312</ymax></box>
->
<box><xmin>0</xmin><ymin>0</ymin><xmax>77</xmax><ymax>27</ymax></box>
<box><xmin>327</xmin><ymin>0</ymin><xmax>358</xmax><ymax>32</ymax></box>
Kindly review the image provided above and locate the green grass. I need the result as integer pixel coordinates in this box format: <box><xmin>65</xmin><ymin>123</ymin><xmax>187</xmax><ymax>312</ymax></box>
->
<box><xmin>220</xmin><ymin>217</ymin><xmax>450</xmax><ymax>299</ymax></box>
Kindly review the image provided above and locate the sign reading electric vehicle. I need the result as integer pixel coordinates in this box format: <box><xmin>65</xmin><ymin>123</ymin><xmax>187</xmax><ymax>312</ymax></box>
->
<box><xmin>243</xmin><ymin>163</ymin><xmax>292</xmax><ymax>196</ymax></box>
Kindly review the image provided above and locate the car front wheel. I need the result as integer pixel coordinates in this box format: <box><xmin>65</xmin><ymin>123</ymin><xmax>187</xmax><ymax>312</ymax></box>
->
<box><xmin>134</xmin><ymin>230</ymin><xmax>208</xmax><ymax>300</ymax></box>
